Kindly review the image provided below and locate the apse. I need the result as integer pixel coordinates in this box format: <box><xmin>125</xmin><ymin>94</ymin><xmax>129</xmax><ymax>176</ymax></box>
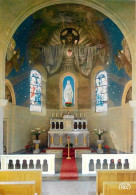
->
<box><xmin>5</xmin><ymin>3</ymin><xmax>131</xmax><ymax>109</ymax></box>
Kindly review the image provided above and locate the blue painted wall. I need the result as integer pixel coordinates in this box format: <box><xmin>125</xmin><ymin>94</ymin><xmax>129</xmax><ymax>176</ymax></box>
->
<box><xmin>6</xmin><ymin>10</ymin><xmax>131</xmax><ymax>108</ymax></box>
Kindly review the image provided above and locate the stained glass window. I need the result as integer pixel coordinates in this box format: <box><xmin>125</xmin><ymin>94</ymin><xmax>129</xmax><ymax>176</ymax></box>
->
<box><xmin>96</xmin><ymin>71</ymin><xmax>108</xmax><ymax>112</ymax></box>
<box><xmin>30</xmin><ymin>70</ymin><xmax>42</xmax><ymax>112</ymax></box>
<box><xmin>63</xmin><ymin>76</ymin><xmax>74</xmax><ymax>107</ymax></box>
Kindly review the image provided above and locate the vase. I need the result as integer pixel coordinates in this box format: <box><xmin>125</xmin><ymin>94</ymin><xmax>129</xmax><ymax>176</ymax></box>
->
<box><xmin>97</xmin><ymin>139</ymin><xmax>104</xmax><ymax>154</ymax></box>
<box><xmin>33</xmin><ymin>140</ymin><xmax>41</xmax><ymax>154</ymax></box>
<box><xmin>98</xmin><ymin>135</ymin><xmax>101</xmax><ymax>140</ymax></box>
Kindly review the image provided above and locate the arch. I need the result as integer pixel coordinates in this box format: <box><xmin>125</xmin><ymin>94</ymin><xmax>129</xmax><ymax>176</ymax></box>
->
<box><xmin>95</xmin><ymin>70</ymin><xmax>108</xmax><ymax>112</ymax></box>
<box><xmin>122</xmin><ymin>80</ymin><xmax>132</xmax><ymax>106</ymax></box>
<box><xmin>59</xmin><ymin>72</ymin><xmax>78</xmax><ymax>109</ymax></box>
<box><xmin>0</xmin><ymin>1</ymin><xmax>134</xmax><ymax>103</ymax></box>
<box><xmin>5</xmin><ymin>79</ymin><xmax>16</xmax><ymax>105</ymax></box>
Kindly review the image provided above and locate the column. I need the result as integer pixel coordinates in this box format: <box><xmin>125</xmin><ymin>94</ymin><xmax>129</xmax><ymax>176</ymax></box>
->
<box><xmin>59</xmin><ymin>134</ymin><xmax>62</xmax><ymax>146</ymax></box>
<box><xmin>50</xmin><ymin>134</ymin><xmax>54</xmax><ymax>147</ymax></box>
<box><xmin>75</xmin><ymin>135</ymin><xmax>78</xmax><ymax>146</ymax></box>
<box><xmin>48</xmin><ymin>134</ymin><xmax>50</xmax><ymax>147</ymax></box>
<box><xmin>0</xmin><ymin>53</ymin><xmax>8</xmax><ymax>154</ymax></box>
<box><xmin>129</xmin><ymin>101</ymin><xmax>136</xmax><ymax>153</ymax></box>
<box><xmin>83</xmin><ymin>134</ymin><xmax>87</xmax><ymax>146</ymax></box>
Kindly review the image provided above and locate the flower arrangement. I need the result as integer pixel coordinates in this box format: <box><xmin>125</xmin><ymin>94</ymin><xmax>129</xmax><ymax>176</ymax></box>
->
<box><xmin>92</xmin><ymin>129</ymin><xmax>107</xmax><ymax>140</ymax></box>
<box><xmin>65</xmin><ymin>102</ymin><xmax>72</xmax><ymax>107</ymax></box>
<box><xmin>30</xmin><ymin>128</ymin><xmax>45</xmax><ymax>140</ymax></box>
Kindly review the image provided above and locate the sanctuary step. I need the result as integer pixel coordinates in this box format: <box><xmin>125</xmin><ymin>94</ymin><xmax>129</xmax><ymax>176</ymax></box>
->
<box><xmin>62</xmin><ymin>148</ymin><xmax>75</xmax><ymax>158</ymax></box>
<box><xmin>46</xmin><ymin>147</ymin><xmax>91</xmax><ymax>158</ymax></box>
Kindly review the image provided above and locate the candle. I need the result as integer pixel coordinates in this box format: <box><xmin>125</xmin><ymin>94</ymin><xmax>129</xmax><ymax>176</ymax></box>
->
<box><xmin>52</xmin><ymin>113</ymin><xmax>53</xmax><ymax>118</ymax></box>
<box><xmin>80</xmin><ymin>113</ymin><xmax>81</xmax><ymax>118</ymax></box>
<box><xmin>84</xmin><ymin>113</ymin><xmax>85</xmax><ymax>118</ymax></box>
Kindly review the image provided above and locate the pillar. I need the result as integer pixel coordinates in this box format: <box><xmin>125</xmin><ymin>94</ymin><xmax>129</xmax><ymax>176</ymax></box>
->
<box><xmin>0</xmin><ymin>50</ymin><xmax>8</xmax><ymax>154</ymax></box>
<box><xmin>50</xmin><ymin>134</ymin><xmax>54</xmax><ymax>146</ymax></box>
<box><xmin>129</xmin><ymin>101</ymin><xmax>136</xmax><ymax>154</ymax></box>
<box><xmin>59</xmin><ymin>134</ymin><xmax>62</xmax><ymax>145</ymax></box>
<box><xmin>75</xmin><ymin>135</ymin><xmax>78</xmax><ymax>146</ymax></box>
<box><xmin>83</xmin><ymin>135</ymin><xmax>87</xmax><ymax>146</ymax></box>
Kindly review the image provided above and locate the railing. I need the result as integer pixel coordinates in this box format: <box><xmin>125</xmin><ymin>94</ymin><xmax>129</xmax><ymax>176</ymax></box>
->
<box><xmin>0</xmin><ymin>154</ymin><xmax>55</xmax><ymax>175</ymax></box>
<box><xmin>82</xmin><ymin>154</ymin><xmax>136</xmax><ymax>175</ymax></box>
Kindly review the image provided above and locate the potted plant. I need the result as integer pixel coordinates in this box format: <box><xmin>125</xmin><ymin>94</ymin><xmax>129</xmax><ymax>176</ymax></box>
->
<box><xmin>92</xmin><ymin>129</ymin><xmax>107</xmax><ymax>154</ymax></box>
<box><xmin>30</xmin><ymin>128</ymin><xmax>45</xmax><ymax>154</ymax></box>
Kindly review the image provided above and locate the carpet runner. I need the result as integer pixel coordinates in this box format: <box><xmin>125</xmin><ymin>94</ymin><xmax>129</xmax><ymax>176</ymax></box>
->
<box><xmin>60</xmin><ymin>148</ymin><xmax>78</xmax><ymax>180</ymax></box>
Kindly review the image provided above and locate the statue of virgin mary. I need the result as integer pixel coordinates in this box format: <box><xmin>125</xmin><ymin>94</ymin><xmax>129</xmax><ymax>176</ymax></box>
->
<box><xmin>64</xmin><ymin>80</ymin><xmax>73</xmax><ymax>103</ymax></box>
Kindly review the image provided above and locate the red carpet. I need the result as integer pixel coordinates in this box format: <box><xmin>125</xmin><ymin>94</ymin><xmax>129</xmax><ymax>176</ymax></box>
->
<box><xmin>62</xmin><ymin>148</ymin><xmax>75</xmax><ymax>158</ymax></box>
<box><xmin>60</xmin><ymin>158</ymin><xmax>78</xmax><ymax>180</ymax></box>
<box><xmin>60</xmin><ymin>148</ymin><xmax>78</xmax><ymax>180</ymax></box>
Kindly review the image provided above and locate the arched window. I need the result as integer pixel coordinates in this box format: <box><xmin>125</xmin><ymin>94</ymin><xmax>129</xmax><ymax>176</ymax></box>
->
<box><xmin>30</xmin><ymin>70</ymin><xmax>42</xmax><ymax>112</ymax></box>
<box><xmin>96</xmin><ymin>71</ymin><xmax>108</xmax><ymax>112</ymax></box>
<box><xmin>63</xmin><ymin>76</ymin><xmax>75</xmax><ymax>107</ymax></box>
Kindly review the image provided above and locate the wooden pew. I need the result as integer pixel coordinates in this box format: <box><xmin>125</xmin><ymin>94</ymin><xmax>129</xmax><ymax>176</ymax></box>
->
<box><xmin>96</xmin><ymin>170</ymin><xmax>136</xmax><ymax>195</ymax></box>
<box><xmin>103</xmin><ymin>181</ymin><xmax>136</xmax><ymax>195</ymax></box>
<box><xmin>0</xmin><ymin>170</ymin><xmax>42</xmax><ymax>195</ymax></box>
<box><xmin>0</xmin><ymin>181</ymin><xmax>35</xmax><ymax>195</ymax></box>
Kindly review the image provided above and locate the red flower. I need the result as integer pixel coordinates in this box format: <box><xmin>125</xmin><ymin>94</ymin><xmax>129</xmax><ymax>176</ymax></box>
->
<box><xmin>41</xmin><ymin>150</ymin><xmax>46</xmax><ymax>153</ymax></box>
<box><xmin>65</xmin><ymin>102</ymin><xmax>72</xmax><ymax>104</ymax></box>
<box><xmin>104</xmin><ymin>145</ymin><xmax>109</xmax><ymax>148</ymax></box>
<box><xmin>25</xmin><ymin>145</ymin><xmax>30</xmax><ymax>149</ymax></box>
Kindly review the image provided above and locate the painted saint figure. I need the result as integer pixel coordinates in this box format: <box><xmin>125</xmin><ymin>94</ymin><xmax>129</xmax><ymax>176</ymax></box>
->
<box><xmin>64</xmin><ymin>80</ymin><xmax>73</xmax><ymax>103</ymax></box>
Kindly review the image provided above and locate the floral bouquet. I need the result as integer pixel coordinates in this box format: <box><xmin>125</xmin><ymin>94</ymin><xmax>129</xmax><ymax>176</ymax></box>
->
<box><xmin>30</xmin><ymin>128</ymin><xmax>45</xmax><ymax>140</ymax></box>
<box><xmin>92</xmin><ymin>129</ymin><xmax>107</xmax><ymax>140</ymax></box>
<box><xmin>65</xmin><ymin>102</ymin><xmax>72</xmax><ymax>107</ymax></box>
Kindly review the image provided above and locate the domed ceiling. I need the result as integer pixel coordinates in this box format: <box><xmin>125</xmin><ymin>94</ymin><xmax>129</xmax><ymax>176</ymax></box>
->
<box><xmin>5</xmin><ymin>3</ymin><xmax>131</xmax><ymax>107</ymax></box>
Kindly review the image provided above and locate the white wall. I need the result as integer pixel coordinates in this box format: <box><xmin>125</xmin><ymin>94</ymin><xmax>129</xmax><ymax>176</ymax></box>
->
<box><xmin>87</xmin><ymin>104</ymin><xmax>133</xmax><ymax>153</ymax></box>
<box><xmin>4</xmin><ymin>102</ymin><xmax>133</xmax><ymax>153</ymax></box>
<box><xmin>4</xmin><ymin>103</ymin><xmax>50</xmax><ymax>153</ymax></box>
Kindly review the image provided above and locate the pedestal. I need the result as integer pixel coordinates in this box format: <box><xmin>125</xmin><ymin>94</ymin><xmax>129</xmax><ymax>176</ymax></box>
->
<box><xmin>97</xmin><ymin>140</ymin><xmax>104</xmax><ymax>154</ymax></box>
<box><xmin>33</xmin><ymin>140</ymin><xmax>40</xmax><ymax>154</ymax></box>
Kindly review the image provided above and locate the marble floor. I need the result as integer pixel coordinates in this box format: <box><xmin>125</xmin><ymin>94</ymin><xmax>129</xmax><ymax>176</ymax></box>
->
<box><xmin>42</xmin><ymin>179</ymin><xmax>96</xmax><ymax>195</ymax></box>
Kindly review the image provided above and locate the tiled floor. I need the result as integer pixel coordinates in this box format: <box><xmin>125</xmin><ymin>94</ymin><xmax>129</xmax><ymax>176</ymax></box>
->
<box><xmin>42</xmin><ymin>179</ymin><xmax>96</xmax><ymax>195</ymax></box>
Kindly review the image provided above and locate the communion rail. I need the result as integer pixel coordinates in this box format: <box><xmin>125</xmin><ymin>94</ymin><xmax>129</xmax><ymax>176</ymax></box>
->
<box><xmin>82</xmin><ymin>154</ymin><xmax>136</xmax><ymax>175</ymax></box>
<box><xmin>0</xmin><ymin>154</ymin><xmax>55</xmax><ymax>175</ymax></box>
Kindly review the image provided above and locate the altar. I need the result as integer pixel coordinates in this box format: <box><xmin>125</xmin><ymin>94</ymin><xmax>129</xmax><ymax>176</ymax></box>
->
<box><xmin>48</xmin><ymin>114</ymin><xmax>89</xmax><ymax>148</ymax></box>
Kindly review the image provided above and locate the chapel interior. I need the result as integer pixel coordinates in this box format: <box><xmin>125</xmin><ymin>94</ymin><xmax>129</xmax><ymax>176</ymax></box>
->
<box><xmin>0</xmin><ymin>1</ymin><xmax>136</xmax><ymax>195</ymax></box>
